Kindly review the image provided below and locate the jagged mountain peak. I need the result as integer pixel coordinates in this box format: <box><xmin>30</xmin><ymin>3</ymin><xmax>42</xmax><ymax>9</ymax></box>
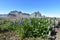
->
<box><xmin>8</xmin><ymin>10</ymin><xmax>42</xmax><ymax>18</ymax></box>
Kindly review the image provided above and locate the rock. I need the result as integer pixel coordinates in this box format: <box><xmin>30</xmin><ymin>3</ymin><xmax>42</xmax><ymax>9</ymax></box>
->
<box><xmin>8</xmin><ymin>11</ymin><xmax>43</xmax><ymax>18</ymax></box>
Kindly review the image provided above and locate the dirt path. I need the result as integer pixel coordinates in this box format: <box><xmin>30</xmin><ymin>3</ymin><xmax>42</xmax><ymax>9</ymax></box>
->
<box><xmin>55</xmin><ymin>28</ymin><xmax>60</xmax><ymax>40</ymax></box>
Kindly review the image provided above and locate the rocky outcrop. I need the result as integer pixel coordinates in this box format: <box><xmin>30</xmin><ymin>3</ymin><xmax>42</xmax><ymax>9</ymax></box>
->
<box><xmin>8</xmin><ymin>10</ymin><xmax>43</xmax><ymax>18</ymax></box>
<box><xmin>30</xmin><ymin>11</ymin><xmax>42</xmax><ymax>18</ymax></box>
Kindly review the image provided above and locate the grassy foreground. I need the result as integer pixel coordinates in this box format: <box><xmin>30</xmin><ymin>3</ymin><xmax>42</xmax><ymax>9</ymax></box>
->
<box><xmin>0</xmin><ymin>18</ymin><xmax>54</xmax><ymax>40</ymax></box>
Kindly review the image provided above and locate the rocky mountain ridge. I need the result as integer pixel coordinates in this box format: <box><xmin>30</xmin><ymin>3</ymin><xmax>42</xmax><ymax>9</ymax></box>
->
<box><xmin>8</xmin><ymin>10</ymin><xmax>43</xmax><ymax>18</ymax></box>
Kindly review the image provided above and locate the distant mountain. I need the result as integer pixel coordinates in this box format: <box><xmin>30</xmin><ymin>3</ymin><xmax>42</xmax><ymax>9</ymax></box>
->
<box><xmin>8</xmin><ymin>10</ymin><xmax>43</xmax><ymax>18</ymax></box>
<box><xmin>0</xmin><ymin>14</ymin><xmax>8</xmax><ymax>17</ymax></box>
<box><xmin>0</xmin><ymin>10</ymin><xmax>46</xmax><ymax>19</ymax></box>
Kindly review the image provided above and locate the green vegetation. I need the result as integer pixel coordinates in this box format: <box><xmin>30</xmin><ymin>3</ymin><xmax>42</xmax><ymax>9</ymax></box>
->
<box><xmin>0</xmin><ymin>18</ymin><xmax>54</xmax><ymax>40</ymax></box>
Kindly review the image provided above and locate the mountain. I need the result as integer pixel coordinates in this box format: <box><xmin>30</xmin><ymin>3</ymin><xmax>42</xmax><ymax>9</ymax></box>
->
<box><xmin>0</xmin><ymin>10</ymin><xmax>46</xmax><ymax>20</ymax></box>
<box><xmin>8</xmin><ymin>10</ymin><xmax>43</xmax><ymax>18</ymax></box>
<box><xmin>0</xmin><ymin>14</ymin><xmax>8</xmax><ymax>17</ymax></box>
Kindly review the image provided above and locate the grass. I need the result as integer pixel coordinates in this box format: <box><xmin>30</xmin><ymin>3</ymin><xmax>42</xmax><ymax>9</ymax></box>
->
<box><xmin>0</xmin><ymin>18</ymin><xmax>54</xmax><ymax>40</ymax></box>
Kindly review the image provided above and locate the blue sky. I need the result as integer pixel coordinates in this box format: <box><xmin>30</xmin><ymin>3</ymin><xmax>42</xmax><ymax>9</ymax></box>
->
<box><xmin>0</xmin><ymin>0</ymin><xmax>60</xmax><ymax>17</ymax></box>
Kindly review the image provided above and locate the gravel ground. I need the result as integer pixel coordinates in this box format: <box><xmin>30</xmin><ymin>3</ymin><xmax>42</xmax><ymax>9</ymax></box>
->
<box><xmin>55</xmin><ymin>28</ymin><xmax>60</xmax><ymax>40</ymax></box>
